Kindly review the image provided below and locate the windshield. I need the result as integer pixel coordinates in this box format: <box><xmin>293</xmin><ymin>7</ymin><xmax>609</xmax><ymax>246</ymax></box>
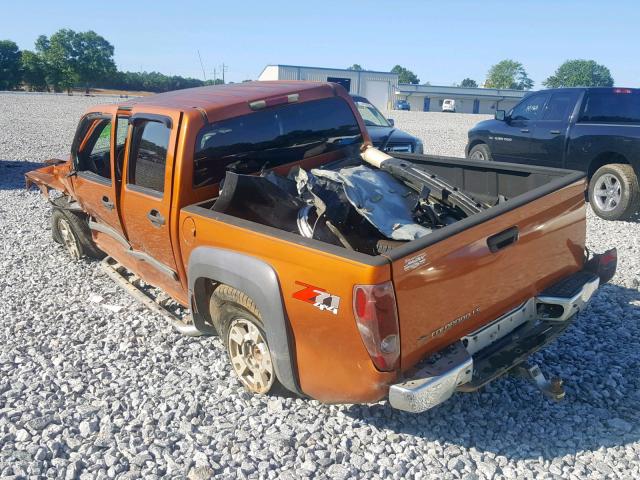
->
<box><xmin>355</xmin><ymin>100</ymin><xmax>390</xmax><ymax>127</ymax></box>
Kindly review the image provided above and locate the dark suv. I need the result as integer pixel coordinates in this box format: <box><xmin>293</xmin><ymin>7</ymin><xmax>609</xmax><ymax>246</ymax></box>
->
<box><xmin>352</xmin><ymin>95</ymin><xmax>423</xmax><ymax>154</ymax></box>
<box><xmin>466</xmin><ymin>87</ymin><xmax>640</xmax><ymax>220</ymax></box>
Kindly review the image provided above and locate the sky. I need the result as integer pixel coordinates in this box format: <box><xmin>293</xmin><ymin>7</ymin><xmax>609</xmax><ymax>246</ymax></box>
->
<box><xmin>2</xmin><ymin>0</ymin><xmax>639</xmax><ymax>88</ymax></box>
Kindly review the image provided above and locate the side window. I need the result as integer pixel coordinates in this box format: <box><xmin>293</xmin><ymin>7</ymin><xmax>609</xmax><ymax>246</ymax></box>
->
<box><xmin>76</xmin><ymin>117</ymin><xmax>112</xmax><ymax>180</ymax></box>
<box><xmin>128</xmin><ymin>119</ymin><xmax>170</xmax><ymax>194</ymax></box>
<box><xmin>542</xmin><ymin>92</ymin><xmax>578</xmax><ymax>121</ymax></box>
<box><xmin>579</xmin><ymin>90</ymin><xmax>640</xmax><ymax>123</ymax></box>
<box><xmin>510</xmin><ymin>94</ymin><xmax>549</xmax><ymax>121</ymax></box>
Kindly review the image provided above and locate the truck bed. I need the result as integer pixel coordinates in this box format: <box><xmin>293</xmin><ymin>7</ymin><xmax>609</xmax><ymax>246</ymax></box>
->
<box><xmin>182</xmin><ymin>154</ymin><xmax>586</xmax><ymax>389</ymax></box>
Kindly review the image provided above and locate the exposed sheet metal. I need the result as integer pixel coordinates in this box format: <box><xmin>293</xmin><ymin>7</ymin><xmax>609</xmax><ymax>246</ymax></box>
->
<box><xmin>308</xmin><ymin>165</ymin><xmax>431</xmax><ymax>241</ymax></box>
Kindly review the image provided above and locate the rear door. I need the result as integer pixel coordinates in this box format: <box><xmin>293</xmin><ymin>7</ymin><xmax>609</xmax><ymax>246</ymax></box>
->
<box><xmin>492</xmin><ymin>93</ymin><xmax>549</xmax><ymax>163</ymax></box>
<box><xmin>71</xmin><ymin>106</ymin><xmax>123</xmax><ymax>234</ymax></box>
<box><xmin>389</xmin><ymin>179</ymin><xmax>587</xmax><ymax>369</ymax></box>
<box><xmin>120</xmin><ymin>108</ymin><xmax>182</xmax><ymax>280</ymax></box>
<box><xmin>529</xmin><ymin>90</ymin><xmax>581</xmax><ymax>168</ymax></box>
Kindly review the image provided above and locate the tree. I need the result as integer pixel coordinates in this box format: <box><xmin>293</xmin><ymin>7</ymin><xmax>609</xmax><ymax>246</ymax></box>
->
<box><xmin>0</xmin><ymin>40</ymin><xmax>22</xmax><ymax>90</ymax></box>
<box><xmin>460</xmin><ymin>78</ymin><xmax>478</xmax><ymax>88</ymax></box>
<box><xmin>21</xmin><ymin>50</ymin><xmax>48</xmax><ymax>91</ymax></box>
<box><xmin>391</xmin><ymin>65</ymin><xmax>419</xmax><ymax>84</ymax></box>
<box><xmin>485</xmin><ymin>60</ymin><xmax>533</xmax><ymax>90</ymax></box>
<box><xmin>543</xmin><ymin>59</ymin><xmax>613</xmax><ymax>88</ymax></box>
<box><xmin>35</xmin><ymin>29</ymin><xmax>116</xmax><ymax>93</ymax></box>
<box><xmin>347</xmin><ymin>64</ymin><xmax>363</xmax><ymax>71</ymax></box>
<box><xmin>35</xmin><ymin>32</ymin><xmax>77</xmax><ymax>92</ymax></box>
<box><xmin>71</xmin><ymin>30</ymin><xmax>117</xmax><ymax>92</ymax></box>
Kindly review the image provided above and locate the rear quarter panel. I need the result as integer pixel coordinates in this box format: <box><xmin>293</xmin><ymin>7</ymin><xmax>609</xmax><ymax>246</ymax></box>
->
<box><xmin>567</xmin><ymin>123</ymin><xmax>640</xmax><ymax>175</ymax></box>
<box><xmin>180</xmin><ymin>207</ymin><xmax>396</xmax><ymax>403</ymax></box>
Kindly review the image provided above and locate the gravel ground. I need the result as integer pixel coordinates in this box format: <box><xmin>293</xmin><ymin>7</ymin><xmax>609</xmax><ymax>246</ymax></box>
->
<box><xmin>1</xmin><ymin>93</ymin><xmax>639</xmax><ymax>479</ymax></box>
<box><xmin>384</xmin><ymin>110</ymin><xmax>492</xmax><ymax>158</ymax></box>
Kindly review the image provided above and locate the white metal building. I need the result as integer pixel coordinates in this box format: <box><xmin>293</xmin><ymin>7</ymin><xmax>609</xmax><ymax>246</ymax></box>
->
<box><xmin>258</xmin><ymin>64</ymin><xmax>399</xmax><ymax>111</ymax></box>
<box><xmin>396</xmin><ymin>84</ymin><xmax>527</xmax><ymax>114</ymax></box>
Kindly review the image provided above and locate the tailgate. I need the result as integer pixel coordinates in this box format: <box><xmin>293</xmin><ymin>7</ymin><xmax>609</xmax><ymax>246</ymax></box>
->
<box><xmin>389</xmin><ymin>179</ymin><xmax>587</xmax><ymax>370</ymax></box>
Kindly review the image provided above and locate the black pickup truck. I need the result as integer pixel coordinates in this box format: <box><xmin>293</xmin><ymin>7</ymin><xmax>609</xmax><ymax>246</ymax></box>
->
<box><xmin>466</xmin><ymin>87</ymin><xmax>640</xmax><ymax>220</ymax></box>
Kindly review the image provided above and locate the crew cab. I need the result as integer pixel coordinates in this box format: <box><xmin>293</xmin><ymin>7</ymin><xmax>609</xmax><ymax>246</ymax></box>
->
<box><xmin>26</xmin><ymin>82</ymin><xmax>615</xmax><ymax>412</ymax></box>
<box><xmin>466</xmin><ymin>87</ymin><xmax>640</xmax><ymax>220</ymax></box>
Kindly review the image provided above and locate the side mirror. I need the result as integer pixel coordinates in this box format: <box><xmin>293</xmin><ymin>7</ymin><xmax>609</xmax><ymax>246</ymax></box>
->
<box><xmin>387</xmin><ymin>118</ymin><xmax>395</xmax><ymax>126</ymax></box>
<box><xmin>495</xmin><ymin>110</ymin><xmax>506</xmax><ymax>121</ymax></box>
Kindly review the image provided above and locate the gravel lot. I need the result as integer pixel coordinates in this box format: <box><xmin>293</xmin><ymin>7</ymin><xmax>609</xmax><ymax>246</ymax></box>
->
<box><xmin>384</xmin><ymin>110</ymin><xmax>492</xmax><ymax>158</ymax></box>
<box><xmin>1</xmin><ymin>93</ymin><xmax>639</xmax><ymax>479</ymax></box>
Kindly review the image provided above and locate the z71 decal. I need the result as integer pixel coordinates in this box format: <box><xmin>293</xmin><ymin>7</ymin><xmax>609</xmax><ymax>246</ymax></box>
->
<box><xmin>293</xmin><ymin>281</ymin><xmax>341</xmax><ymax>315</ymax></box>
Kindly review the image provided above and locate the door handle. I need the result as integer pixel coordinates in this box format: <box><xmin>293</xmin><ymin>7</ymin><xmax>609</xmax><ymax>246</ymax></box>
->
<box><xmin>549</xmin><ymin>130</ymin><xmax>561</xmax><ymax>135</ymax></box>
<box><xmin>101</xmin><ymin>196</ymin><xmax>114</xmax><ymax>210</ymax></box>
<box><xmin>520</xmin><ymin>128</ymin><xmax>530</xmax><ymax>133</ymax></box>
<box><xmin>487</xmin><ymin>226</ymin><xmax>519</xmax><ymax>253</ymax></box>
<box><xmin>147</xmin><ymin>209</ymin><xmax>165</xmax><ymax>227</ymax></box>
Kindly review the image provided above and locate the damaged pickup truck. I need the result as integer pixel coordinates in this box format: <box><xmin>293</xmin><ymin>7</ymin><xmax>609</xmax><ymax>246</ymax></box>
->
<box><xmin>26</xmin><ymin>81</ymin><xmax>617</xmax><ymax>412</ymax></box>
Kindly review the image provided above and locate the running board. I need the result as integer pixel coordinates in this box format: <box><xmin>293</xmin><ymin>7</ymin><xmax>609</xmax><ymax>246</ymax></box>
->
<box><xmin>100</xmin><ymin>256</ymin><xmax>203</xmax><ymax>336</ymax></box>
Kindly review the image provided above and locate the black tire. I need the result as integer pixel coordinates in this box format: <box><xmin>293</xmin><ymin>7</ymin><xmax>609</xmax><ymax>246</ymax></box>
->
<box><xmin>468</xmin><ymin>143</ymin><xmax>492</xmax><ymax>161</ymax></box>
<box><xmin>210</xmin><ymin>285</ymin><xmax>287</xmax><ymax>396</ymax></box>
<box><xmin>51</xmin><ymin>206</ymin><xmax>105</xmax><ymax>259</ymax></box>
<box><xmin>589</xmin><ymin>164</ymin><xmax>640</xmax><ymax>221</ymax></box>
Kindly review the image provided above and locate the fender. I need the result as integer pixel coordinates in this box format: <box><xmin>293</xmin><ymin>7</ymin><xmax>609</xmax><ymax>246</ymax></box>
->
<box><xmin>187</xmin><ymin>246</ymin><xmax>301</xmax><ymax>395</ymax></box>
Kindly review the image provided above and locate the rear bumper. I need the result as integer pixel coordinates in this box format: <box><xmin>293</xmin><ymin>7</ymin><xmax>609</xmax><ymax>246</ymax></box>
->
<box><xmin>389</xmin><ymin>268</ymin><xmax>603</xmax><ymax>413</ymax></box>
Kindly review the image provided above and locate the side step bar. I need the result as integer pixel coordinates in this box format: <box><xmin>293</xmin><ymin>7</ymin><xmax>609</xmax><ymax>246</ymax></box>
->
<box><xmin>100</xmin><ymin>256</ymin><xmax>203</xmax><ymax>337</ymax></box>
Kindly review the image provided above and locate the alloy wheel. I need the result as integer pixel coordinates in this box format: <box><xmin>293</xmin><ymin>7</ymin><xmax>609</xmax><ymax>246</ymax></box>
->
<box><xmin>58</xmin><ymin>217</ymin><xmax>81</xmax><ymax>259</ymax></box>
<box><xmin>593</xmin><ymin>173</ymin><xmax>622</xmax><ymax>212</ymax></box>
<box><xmin>227</xmin><ymin>318</ymin><xmax>275</xmax><ymax>394</ymax></box>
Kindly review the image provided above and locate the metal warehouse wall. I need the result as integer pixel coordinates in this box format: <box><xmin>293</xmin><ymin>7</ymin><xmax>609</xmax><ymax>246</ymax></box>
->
<box><xmin>406</xmin><ymin>95</ymin><xmax>522</xmax><ymax>114</ymax></box>
<box><xmin>275</xmin><ymin>66</ymin><xmax>397</xmax><ymax>110</ymax></box>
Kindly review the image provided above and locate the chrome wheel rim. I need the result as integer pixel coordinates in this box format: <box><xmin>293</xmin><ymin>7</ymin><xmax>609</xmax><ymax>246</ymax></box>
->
<box><xmin>58</xmin><ymin>217</ymin><xmax>81</xmax><ymax>259</ymax></box>
<box><xmin>227</xmin><ymin>318</ymin><xmax>274</xmax><ymax>394</ymax></box>
<box><xmin>471</xmin><ymin>150</ymin><xmax>485</xmax><ymax>160</ymax></box>
<box><xmin>593</xmin><ymin>173</ymin><xmax>622</xmax><ymax>212</ymax></box>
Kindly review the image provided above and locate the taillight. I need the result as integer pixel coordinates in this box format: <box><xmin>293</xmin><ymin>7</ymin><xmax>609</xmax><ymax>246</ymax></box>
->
<box><xmin>353</xmin><ymin>281</ymin><xmax>400</xmax><ymax>371</ymax></box>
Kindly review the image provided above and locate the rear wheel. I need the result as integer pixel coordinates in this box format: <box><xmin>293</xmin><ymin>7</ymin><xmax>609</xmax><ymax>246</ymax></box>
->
<box><xmin>210</xmin><ymin>285</ymin><xmax>285</xmax><ymax>395</ymax></box>
<box><xmin>468</xmin><ymin>144</ymin><xmax>492</xmax><ymax>161</ymax></box>
<box><xmin>589</xmin><ymin>164</ymin><xmax>640</xmax><ymax>220</ymax></box>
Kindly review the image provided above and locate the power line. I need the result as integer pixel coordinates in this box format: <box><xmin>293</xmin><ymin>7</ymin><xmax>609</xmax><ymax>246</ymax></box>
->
<box><xmin>197</xmin><ymin>50</ymin><xmax>207</xmax><ymax>81</ymax></box>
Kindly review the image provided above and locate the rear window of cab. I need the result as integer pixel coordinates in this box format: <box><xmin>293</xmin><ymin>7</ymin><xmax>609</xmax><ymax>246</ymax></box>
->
<box><xmin>193</xmin><ymin>97</ymin><xmax>362</xmax><ymax>188</ymax></box>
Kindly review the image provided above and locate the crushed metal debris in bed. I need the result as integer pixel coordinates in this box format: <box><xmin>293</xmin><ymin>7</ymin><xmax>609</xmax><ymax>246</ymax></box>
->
<box><xmin>211</xmin><ymin>157</ymin><xmax>491</xmax><ymax>256</ymax></box>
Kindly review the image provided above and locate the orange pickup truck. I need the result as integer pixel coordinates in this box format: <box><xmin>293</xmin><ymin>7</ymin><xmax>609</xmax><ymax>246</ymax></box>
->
<box><xmin>26</xmin><ymin>82</ymin><xmax>616</xmax><ymax>412</ymax></box>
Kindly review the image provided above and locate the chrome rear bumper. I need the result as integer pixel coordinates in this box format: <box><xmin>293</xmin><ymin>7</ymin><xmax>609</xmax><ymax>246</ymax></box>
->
<box><xmin>389</xmin><ymin>271</ymin><xmax>600</xmax><ymax>413</ymax></box>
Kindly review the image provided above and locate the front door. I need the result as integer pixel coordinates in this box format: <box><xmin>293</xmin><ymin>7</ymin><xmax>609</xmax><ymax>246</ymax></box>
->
<box><xmin>529</xmin><ymin>90</ymin><xmax>580</xmax><ymax>168</ymax></box>
<box><xmin>71</xmin><ymin>105</ymin><xmax>123</xmax><ymax>234</ymax></box>
<box><xmin>120</xmin><ymin>107</ymin><xmax>182</xmax><ymax>280</ymax></box>
<box><xmin>423</xmin><ymin>97</ymin><xmax>430</xmax><ymax>112</ymax></box>
<box><xmin>491</xmin><ymin>92</ymin><xmax>550</xmax><ymax>164</ymax></box>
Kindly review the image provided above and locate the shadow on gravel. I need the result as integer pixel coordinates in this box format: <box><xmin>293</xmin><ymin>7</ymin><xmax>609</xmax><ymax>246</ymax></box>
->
<box><xmin>0</xmin><ymin>159</ymin><xmax>44</xmax><ymax>190</ymax></box>
<box><xmin>345</xmin><ymin>283</ymin><xmax>640</xmax><ymax>461</ymax></box>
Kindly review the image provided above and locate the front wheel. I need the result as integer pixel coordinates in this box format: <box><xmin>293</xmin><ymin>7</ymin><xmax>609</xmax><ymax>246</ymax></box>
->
<box><xmin>589</xmin><ymin>164</ymin><xmax>640</xmax><ymax>220</ymax></box>
<box><xmin>468</xmin><ymin>144</ymin><xmax>492</xmax><ymax>161</ymax></box>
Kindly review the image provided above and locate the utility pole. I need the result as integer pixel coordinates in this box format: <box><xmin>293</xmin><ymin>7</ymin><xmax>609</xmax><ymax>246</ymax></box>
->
<box><xmin>221</xmin><ymin>63</ymin><xmax>228</xmax><ymax>84</ymax></box>
<box><xmin>213</xmin><ymin>67</ymin><xmax>217</xmax><ymax>83</ymax></box>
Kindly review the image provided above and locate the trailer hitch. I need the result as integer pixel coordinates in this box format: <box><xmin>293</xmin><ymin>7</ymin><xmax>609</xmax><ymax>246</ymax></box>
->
<box><xmin>512</xmin><ymin>362</ymin><xmax>565</xmax><ymax>401</ymax></box>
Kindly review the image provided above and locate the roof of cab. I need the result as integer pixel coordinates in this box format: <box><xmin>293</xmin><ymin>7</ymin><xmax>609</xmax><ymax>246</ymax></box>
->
<box><xmin>120</xmin><ymin>81</ymin><xmax>336</xmax><ymax>118</ymax></box>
